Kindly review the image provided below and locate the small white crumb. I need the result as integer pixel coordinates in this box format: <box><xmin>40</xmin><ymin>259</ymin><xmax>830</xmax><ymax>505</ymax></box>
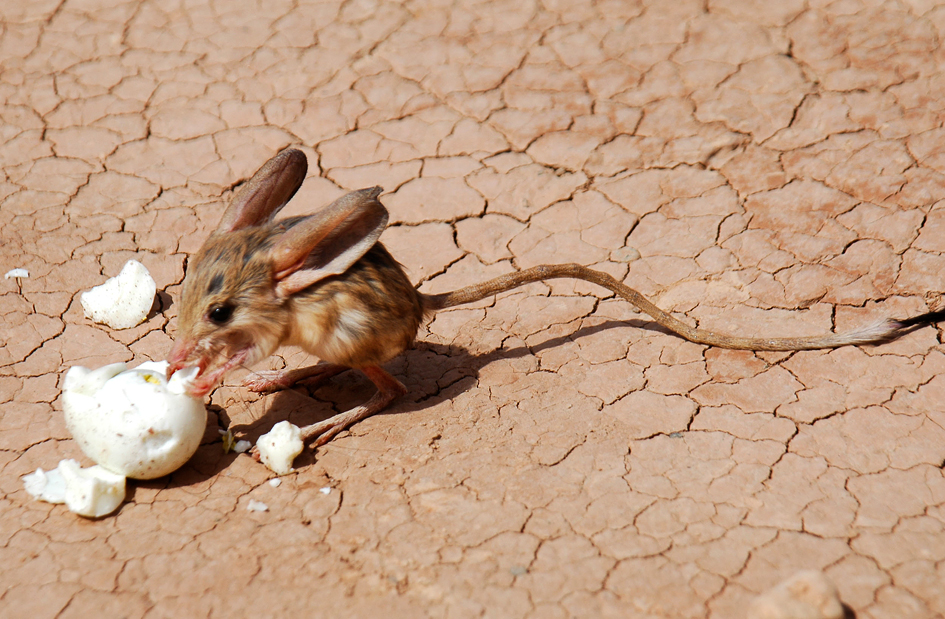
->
<box><xmin>234</xmin><ymin>440</ymin><xmax>252</xmax><ymax>454</ymax></box>
<box><xmin>319</xmin><ymin>486</ymin><xmax>331</xmax><ymax>495</ymax></box>
<box><xmin>247</xmin><ymin>499</ymin><xmax>269</xmax><ymax>512</ymax></box>
<box><xmin>5</xmin><ymin>268</ymin><xmax>29</xmax><ymax>279</ymax></box>
<box><xmin>268</xmin><ymin>478</ymin><xmax>282</xmax><ymax>487</ymax></box>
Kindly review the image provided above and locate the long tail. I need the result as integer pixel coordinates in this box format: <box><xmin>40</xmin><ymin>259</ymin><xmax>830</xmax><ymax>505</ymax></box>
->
<box><xmin>421</xmin><ymin>264</ymin><xmax>943</xmax><ymax>351</ymax></box>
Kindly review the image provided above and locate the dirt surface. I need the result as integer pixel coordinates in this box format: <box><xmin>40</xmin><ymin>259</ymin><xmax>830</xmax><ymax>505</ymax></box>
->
<box><xmin>3</xmin><ymin>0</ymin><xmax>945</xmax><ymax>617</ymax></box>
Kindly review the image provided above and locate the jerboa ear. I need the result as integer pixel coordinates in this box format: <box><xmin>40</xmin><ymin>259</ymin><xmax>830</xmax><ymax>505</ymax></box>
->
<box><xmin>271</xmin><ymin>187</ymin><xmax>388</xmax><ymax>297</ymax></box>
<box><xmin>217</xmin><ymin>149</ymin><xmax>308</xmax><ymax>232</ymax></box>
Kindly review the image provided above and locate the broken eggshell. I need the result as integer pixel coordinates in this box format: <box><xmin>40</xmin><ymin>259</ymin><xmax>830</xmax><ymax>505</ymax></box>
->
<box><xmin>81</xmin><ymin>259</ymin><xmax>156</xmax><ymax>329</ymax></box>
<box><xmin>62</xmin><ymin>361</ymin><xmax>206</xmax><ymax>480</ymax></box>
<box><xmin>22</xmin><ymin>460</ymin><xmax>126</xmax><ymax>518</ymax></box>
<box><xmin>255</xmin><ymin>421</ymin><xmax>304</xmax><ymax>475</ymax></box>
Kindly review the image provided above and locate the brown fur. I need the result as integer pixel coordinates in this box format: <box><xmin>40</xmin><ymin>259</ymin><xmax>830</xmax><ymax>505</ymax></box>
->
<box><xmin>172</xmin><ymin>219</ymin><xmax>420</xmax><ymax>394</ymax></box>
<box><xmin>284</xmin><ymin>243</ymin><xmax>423</xmax><ymax>368</ymax></box>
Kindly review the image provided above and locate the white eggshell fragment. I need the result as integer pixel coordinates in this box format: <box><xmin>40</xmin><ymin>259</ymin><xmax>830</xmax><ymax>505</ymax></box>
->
<box><xmin>22</xmin><ymin>460</ymin><xmax>126</xmax><ymax>518</ymax></box>
<box><xmin>255</xmin><ymin>421</ymin><xmax>304</xmax><ymax>475</ymax></box>
<box><xmin>247</xmin><ymin>499</ymin><xmax>269</xmax><ymax>512</ymax></box>
<box><xmin>22</xmin><ymin>467</ymin><xmax>67</xmax><ymax>503</ymax></box>
<box><xmin>4</xmin><ymin>268</ymin><xmax>29</xmax><ymax>279</ymax></box>
<box><xmin>63</xmin><ymin>361</ymin><xmax>206</xmax><ymax>480</ymax></box>
<box><xmin>81</xmin><ymin>260</ymin><xmax>156</xmax><ymax>329</ymax></box>
<box><xmin>234</xmin><ymin>440</ymin><xmax>252</xmax><ymax>454</ymax></box>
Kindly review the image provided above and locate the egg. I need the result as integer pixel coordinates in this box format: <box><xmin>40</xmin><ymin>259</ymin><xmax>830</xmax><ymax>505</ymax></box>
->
<box><xmin>62</xmin><ymin>361</ymin><xmax>206</xmax><ymax>479</ymax></box>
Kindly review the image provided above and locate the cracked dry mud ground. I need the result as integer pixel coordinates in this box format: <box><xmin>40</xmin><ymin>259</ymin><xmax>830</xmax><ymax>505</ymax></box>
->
<box><xmin>2</xmin><ymin>0</ymin><xmax>945</xmax><ymax>617</ymax></box>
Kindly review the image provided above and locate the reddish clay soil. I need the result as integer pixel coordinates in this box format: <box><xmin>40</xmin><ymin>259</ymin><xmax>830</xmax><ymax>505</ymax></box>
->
<box><xmin>2</xmin><ymin>0</ymin><xmax>945</xmax><ymax>617</ymax></box>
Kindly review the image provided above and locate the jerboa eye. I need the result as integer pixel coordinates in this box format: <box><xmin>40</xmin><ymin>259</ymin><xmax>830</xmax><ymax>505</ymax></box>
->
<box><xmin>208</xmin><ymin>304</ymin><xmax>234</xmax><ymax>324</ymax></box>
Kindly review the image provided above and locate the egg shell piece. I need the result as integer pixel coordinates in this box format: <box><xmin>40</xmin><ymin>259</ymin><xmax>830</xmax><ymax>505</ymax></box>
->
<box><xmin>234</xmin><ymin>440</ymin><xmax>252</xmax><ymax>453</ymax></box>
<box><xmin>63</xmin><ymin>362</ymin><xmax>127</xmax><ymax>395</ymax></box>
<box><xmin>81</xmin><ymin>259</ymin><xmax>156</xmax><ymax>329</ymax></box>
<box><xmin>22</xmin><ymin>467</ymin><xmax>67</xmax><ymax>503</ymax></box>
<box><xmin>247</xmin><ymin>499</ymin><xmax>269</xmax><ymax>512</ymax></box>
<box><xmin>61</xmin><ymin>461</ymin><xmax>126</xmax><ymax>518</ymax></box>
<box><xmin>63</xmin><ymin>362</ymin><xmax>206</xmax><ymax>480</ymax></box>
<box><xmin>256</xmin><ymin>421</ymin><xmax>304</xmax><ymax>475</ymax></box>
<box><xmin>22</xmin><ymin>460</ymin><xmax>126</xmax><ymax>518</ymax></box>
